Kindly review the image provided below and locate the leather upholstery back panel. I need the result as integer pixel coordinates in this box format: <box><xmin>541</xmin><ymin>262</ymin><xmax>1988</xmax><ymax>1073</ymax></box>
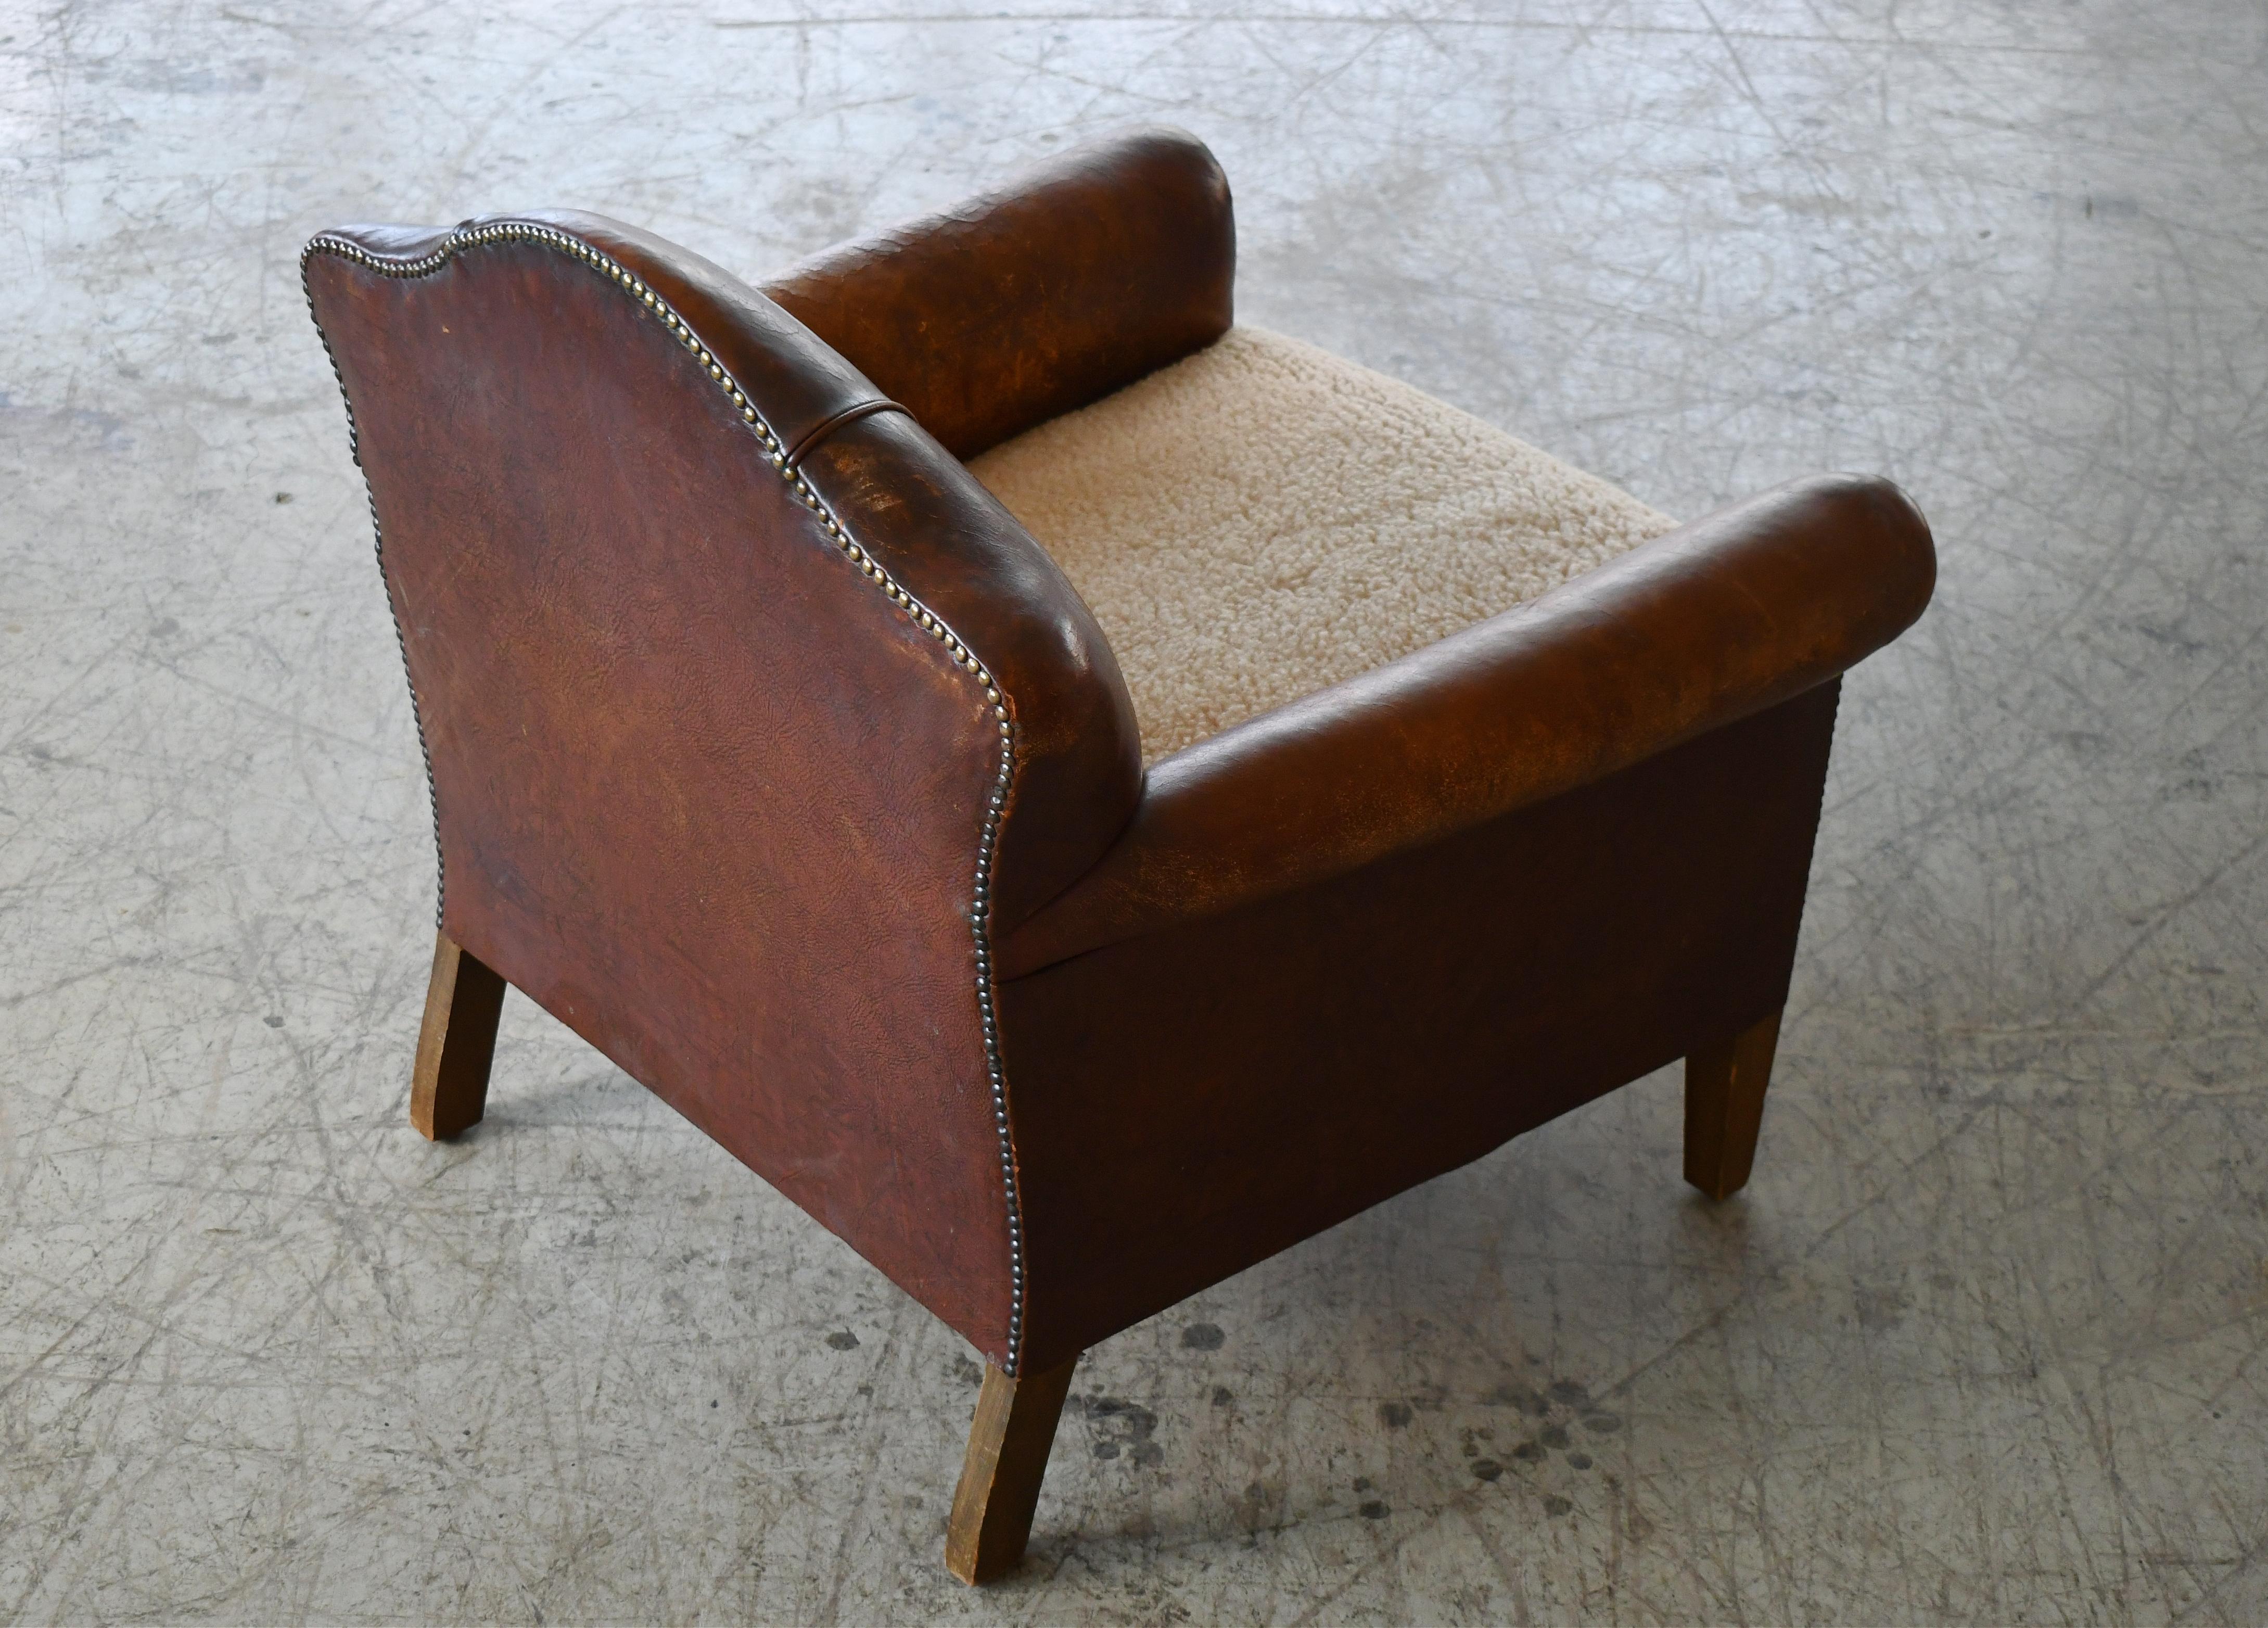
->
<box><xmin>996</xmin><ymin>681</ymin><xmax>1841</xmax><ymax>1372</ymax></box>
<box><xmin>307</xmin><ymin>233</ymin><xmax>1037</xmax><ymax>1356</ymax></box>
<box><xmin>519</xmin><ymin>209</ymin><xmax>1145</xmax><ymax>930</ymax></box>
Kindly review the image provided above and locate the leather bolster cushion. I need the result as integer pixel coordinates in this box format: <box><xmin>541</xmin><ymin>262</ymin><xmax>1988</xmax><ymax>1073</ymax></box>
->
<box><xmin>762</xmin><ymin>126</ymin><xmax>1235</xmax><ymax>461</ymax></box>
<box><xmin>993</xmin><ymin>472</ymin><xmax>1936</xmax><ymax>975</ymax></box>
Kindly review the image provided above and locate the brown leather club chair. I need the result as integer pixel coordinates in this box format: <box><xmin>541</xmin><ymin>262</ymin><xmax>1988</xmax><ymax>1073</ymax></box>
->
<box><xmin>304</xmin><ymin>129</ymin><xmax>1934</xmax><ymax>1583</ymax></box>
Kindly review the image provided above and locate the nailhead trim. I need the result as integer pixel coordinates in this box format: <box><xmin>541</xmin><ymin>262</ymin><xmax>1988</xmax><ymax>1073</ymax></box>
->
<box><xmin>299</xmin><ymin>255</ymin><xmax>444</xmax><ymax>930</ymax></box>
<box><xmin>301</xmin><ymin>220</ymin><xmax>1031</xmax><ymax>1373</ymax></box>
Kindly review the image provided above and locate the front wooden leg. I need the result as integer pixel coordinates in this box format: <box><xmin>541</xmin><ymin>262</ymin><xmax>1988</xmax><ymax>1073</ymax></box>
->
<box><xmin>1684</xmin><ymin>1008</ymin><xmax>1783</xmax><ymax>1200</ymax></box>
<box><xmin>410</xmin><ymin>932</ymin><xmax>506</xmax><ymax>1141</ymax></box>
<box><xmin>946</xmin><ymin>1354</ymin><xmax>1079</xmax><ymax>1585</ymax></box>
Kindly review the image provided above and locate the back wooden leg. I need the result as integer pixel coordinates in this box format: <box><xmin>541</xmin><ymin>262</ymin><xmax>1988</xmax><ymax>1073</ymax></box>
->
<box><xmin>1684</xmin><ymin>1008</ymin><xmax>1783</xmax><ymax>1200</ymax></box>
<box><xmin>410</xmin><ymin>932</ymin><xmax>506</xmax><ymax>1141</ymax></box>
<box><xmin>945</xmin><ymin>1354</ymin><xmax>1080</xmax><ymax>1585</ymax></box>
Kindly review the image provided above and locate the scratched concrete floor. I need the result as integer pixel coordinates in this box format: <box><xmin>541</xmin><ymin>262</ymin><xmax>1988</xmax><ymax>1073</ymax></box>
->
<box><xmin>4</xmin><ymin>2</ymin><xmax>2265</xmax><ymax>1622</ymax></box>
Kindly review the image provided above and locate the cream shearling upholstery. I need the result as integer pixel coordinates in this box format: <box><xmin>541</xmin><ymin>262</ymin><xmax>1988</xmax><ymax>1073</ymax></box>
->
<box><xmin>970</xmin><ymin>327</ymin><xmax>1679</xmax><ymax>764</ymax></box>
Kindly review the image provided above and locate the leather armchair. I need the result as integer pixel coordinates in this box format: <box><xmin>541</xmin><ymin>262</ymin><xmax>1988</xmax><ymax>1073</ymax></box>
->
<box><xmin>304</xmin><ymin>129</ymin><xmax>1933</xmax><ymax>1583</ymax></box>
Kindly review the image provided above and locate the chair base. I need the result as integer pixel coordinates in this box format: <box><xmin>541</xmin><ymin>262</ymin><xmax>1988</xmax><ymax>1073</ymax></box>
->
<box><xmin>401</xmin><ymin>921</ymin><xmax>1781</xmax><ymax>1574</ymax></box>
<box><xmin>410</xmin><ymin>931</ymin><xmax>506</xmax><ymax>1140</ymax></box>
<box><xmin>1683</xmin><ymin>1007</ymin><xmax>1783</xmax><ymax>1200</ymax></box>
<box><xmin>946</xmin><ymin>1355</ymin><xmax>1080</xmax><ymax>1584</ymax></box>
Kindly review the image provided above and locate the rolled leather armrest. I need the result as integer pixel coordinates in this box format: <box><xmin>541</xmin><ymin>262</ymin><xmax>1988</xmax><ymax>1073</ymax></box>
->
<box><xmin>992</xmin><ymin>473</ymin><xmax>1936</xmax><ymax>978</ymax></box>
<box><xmin>761</xmin><ymin>127</ymin><xmax>1234</xmax><ymax>461</ymax></box>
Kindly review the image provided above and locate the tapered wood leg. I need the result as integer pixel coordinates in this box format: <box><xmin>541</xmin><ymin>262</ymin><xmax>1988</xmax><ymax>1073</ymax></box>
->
<box><xmin>1684</xmin><ymin>1008</ymin><xmax>1783</xmax><ymax>1200</ymax></box>
<box><xmin>410</xmin><ymin>932</ymin><xmax>507</xmax><ymax>1141</ymax></box>
<box><xmin>945</xmin><ymin>1354</ymin><xmax>1079</xmax><ymax>1585</ymax></box>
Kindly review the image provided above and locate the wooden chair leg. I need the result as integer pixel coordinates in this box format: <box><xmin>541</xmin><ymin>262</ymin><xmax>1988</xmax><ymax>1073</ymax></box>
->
<box><xmin>945</xmin><ymin>1354</ymin><xmax>1080</xmax><ymax>1585</ymax></box>
<box><xmin>410</xmin><ymin>932</ymin><xmax>506</xmax><ymax>1141</ymax></box>
<box><xmin>1684</xmin><ymin>1007</ymin><xmax>1783</xmax><ymax>1200</ymax></box>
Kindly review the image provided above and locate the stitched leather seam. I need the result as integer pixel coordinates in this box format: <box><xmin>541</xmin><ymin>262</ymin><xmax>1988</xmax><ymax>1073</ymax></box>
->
<box><xmin>302</xmin><ymin>221</ymin><xmax>1033</xmax><ymax>1374</ymax></box>
<box><xmin>782</xmin><ymin>398</ymin><xmax>912</xmax><ymax>469</ymax></box>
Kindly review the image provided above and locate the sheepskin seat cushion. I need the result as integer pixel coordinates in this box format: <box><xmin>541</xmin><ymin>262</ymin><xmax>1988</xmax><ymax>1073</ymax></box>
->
<box><xmin>969</xmin><ymin>327</ymin><xmax>1679</xmax><ymax>765</ymax></box>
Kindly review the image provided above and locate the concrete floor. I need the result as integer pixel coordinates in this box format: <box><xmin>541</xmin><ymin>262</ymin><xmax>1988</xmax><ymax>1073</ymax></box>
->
<box><xmin>4</xmin><ymin>2</ymin><xmax>2264</xmax><ymax>1622</ymax></box>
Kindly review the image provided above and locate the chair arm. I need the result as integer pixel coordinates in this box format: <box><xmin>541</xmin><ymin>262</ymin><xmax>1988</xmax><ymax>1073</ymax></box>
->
<box><xmin>761</xmin><ymin>127</ymin><xmax>1234</xmax><ymax>461</ymax></box>
<box><xmin>992</xmin><ymin>473</ymin><xmax>1936</xmax><ymax>977</ymax></box>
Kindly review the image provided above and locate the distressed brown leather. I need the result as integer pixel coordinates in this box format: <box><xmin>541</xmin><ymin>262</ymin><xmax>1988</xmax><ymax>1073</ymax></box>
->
<box><xmin>492</xmin><ymin>209</ymin><xmax>1148</xmax><ymax>927</ymax></box>
<box><xmin>305</xmin><ymin>213</ymin><xmax>1140</xmax><ymax>1364</ymax></box>
<box><xmin>309</xmin><ymin>135</ymin><xmax>1938</xmax><ymax>1391</ymax></box>
<box><xmin>763</xmin><ymin>128</ymin><xmax>1235</xmax><ymax>460</ymax></box>
<box><xmin>995</xmin><ymin>473</ymin><xmax>1936</xmax><ymax>972</ymax></box>
<box><xmin>998</xmin><ymin>683</ymin><xmax>1843</xmax><ymax>1373</ymax></box>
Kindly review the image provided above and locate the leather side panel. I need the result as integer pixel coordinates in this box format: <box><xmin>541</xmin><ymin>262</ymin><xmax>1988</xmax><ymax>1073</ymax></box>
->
<box><xmin>996</xmin><ymin>682</ymin><xmax>1840</xmax><ymax>1373</ymax></box>
<box><xmin>998</xmin><ymin>474</ymin><xmax>1933</xmax><ymax>969</ymax></box>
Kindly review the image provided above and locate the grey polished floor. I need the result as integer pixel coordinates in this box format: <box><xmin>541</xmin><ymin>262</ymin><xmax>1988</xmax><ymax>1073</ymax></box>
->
<box><xmin>4</xmin><ymin>3</ymin><xmax>2264</xmax><ymax>1623</ymax></box>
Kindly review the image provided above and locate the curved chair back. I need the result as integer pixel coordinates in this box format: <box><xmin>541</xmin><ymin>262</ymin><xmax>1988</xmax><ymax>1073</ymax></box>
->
<box><xmin>304</xmin><ymin>213</ymin><xmax>1142</xmax><ymax>1359</ymax></box>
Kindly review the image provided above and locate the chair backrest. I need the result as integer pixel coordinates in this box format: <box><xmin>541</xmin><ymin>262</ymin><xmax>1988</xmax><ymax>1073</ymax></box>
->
<box><xmin>304</xmin><ymin>211</ymin><xmax>1142</xmax><ymax>1361</ymax></box>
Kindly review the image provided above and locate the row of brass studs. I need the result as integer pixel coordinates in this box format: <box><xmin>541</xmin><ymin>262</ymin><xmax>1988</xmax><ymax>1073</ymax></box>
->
<box><xmin>299</xmin><ymin>259</ymin><xmax>445</xmax><ymax>927</ymax></box>
<box><xmin>301</xmin><ymin>221</ymin><xmax>1031</xmax><ymax>1370</ymax></box>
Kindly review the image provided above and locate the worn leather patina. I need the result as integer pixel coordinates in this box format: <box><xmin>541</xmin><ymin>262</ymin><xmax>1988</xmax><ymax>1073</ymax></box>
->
<box><xmin>308</xmin><ymin>127</ymin><xmax>1933</xmax><ymax>1398</ymax></box>
<box><xmin>763</xmin><ymin>128</ymin><xmax>1235</xmax><ymax>461</ymax></box>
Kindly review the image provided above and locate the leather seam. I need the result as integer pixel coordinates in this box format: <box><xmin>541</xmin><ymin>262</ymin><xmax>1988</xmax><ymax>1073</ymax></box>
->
<box><xmin>782</xmin><ymin>397</ymin><xmax>912</xmax><ymax>469</ymax></box>
<box><xmin>301</xmin><ymin>222</ymin><xmax>1033</xmax><ymax>1375</ymax></box>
